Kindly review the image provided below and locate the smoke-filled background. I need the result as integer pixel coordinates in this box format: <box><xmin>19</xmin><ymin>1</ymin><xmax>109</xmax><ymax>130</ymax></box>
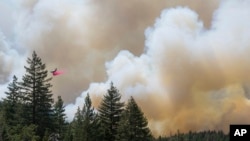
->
<box><xmin>2</xmin><ymin>0</ymin><xmax>250</xmax><ymax>136</ymax></box>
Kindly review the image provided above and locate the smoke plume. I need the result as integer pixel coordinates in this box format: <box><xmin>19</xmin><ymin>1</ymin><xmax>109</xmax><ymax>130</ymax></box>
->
<box><xmin>2</xmin><ymin>0</ymin><xmax>250</xmax><ymax>137</ymax></box>
<box><xmin>0</xmin><ymin>0</ymin><xmax>218</xmax><ymax>102</ymax></box>
<box><xmin>65</xmin><ymin>0</ymin><xmax>250</xmax><ymax>136</ymax></box>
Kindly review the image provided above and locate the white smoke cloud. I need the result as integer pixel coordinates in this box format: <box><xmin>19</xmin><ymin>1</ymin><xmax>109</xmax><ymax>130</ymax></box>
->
<box><xmin>0</xmin><ymin>0</ymin><xmax>27</xmax><ymax>98</ymax></box>
<box><xmin>66</xmin><ymin>0</ymin><xmax>250</xmax><ymax>136</ymax></box>
<box><xmin>0</xmin><ymin>31</ymin><xmax>26</xmax><ymax>98</ymax></box>
<box><xmin>0</xmin><ymin>0</ymin><xmax>218</xmax><ymax>103</ymax></box>
<box><xmin>3</xmin><ymin>0</ymin><xmax>250</xmax><ymax>136</ymax></box>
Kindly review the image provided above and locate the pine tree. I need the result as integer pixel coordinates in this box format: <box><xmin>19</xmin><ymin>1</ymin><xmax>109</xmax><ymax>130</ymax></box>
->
<box><xmin>98</xmin><ymin>82</ymin><xmax>124</xmax><ymax>141</ymax></box>
<box><xmin>1</xmin><ymin>76</ymin><xmax>27</xmax><ymax>141</ymax></box>
<box><xmin>20</xmin><ymin>51</ymin><xmax>54</xmax><ymax>138</ymax></box>
<box><xmin>54</xmin><ymin>96</ymin><xmax>66</xmax><ymax>139</ymax></box>
<box><xmin>71</xmin><ymin>93</ymin><xmax>100</xmax><ymax>141</ymax></box>
<box><xmin>82</xmin><ymin>93</ymin><xmax>100</xmax><ymax>141</ymax></box>
<box><xmin>116</xmin><ymin>96</ymin><xmax>152</xmax><ymax>141</ymax></box>
<box><xmin>64</xmin><ymin>123</ymin><xmax>74</xmax><ymax>141</ymax></box>
<box><xmin>3</xmin><ymin>76</ymin><xmax>20</xmax><ymax>103</ymax></box>
<box><xmin>72</xmin><ymin>107</ymin><xmax>84</xmax><ymax>141</ymax></box>
<box><xmin>0</xmin><ymin>101</ymin><xmax>5</xmax><ymax>141</ymax></box>
<box><xmin>2</xmin><ymin>75</ymin><xmax>22</xmax><ymax>126</ymax></box>
<box><xmin>82</xmin><ymin>93</ymin><xmax>94</xmax><ymax>141</ymax></box>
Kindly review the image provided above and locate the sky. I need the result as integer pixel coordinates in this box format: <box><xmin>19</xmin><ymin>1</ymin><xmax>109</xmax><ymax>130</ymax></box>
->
<box><xmin>2</xmin><ymin>0</ymin><xmax>250</xmax><ymax>136</ymax></box>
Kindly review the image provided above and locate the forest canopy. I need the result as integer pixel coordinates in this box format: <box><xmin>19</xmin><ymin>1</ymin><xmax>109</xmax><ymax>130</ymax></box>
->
<box><xmin>0</xmin><ymin>52</ymin><xmax>229</xmax><ymax>141</ymax></box>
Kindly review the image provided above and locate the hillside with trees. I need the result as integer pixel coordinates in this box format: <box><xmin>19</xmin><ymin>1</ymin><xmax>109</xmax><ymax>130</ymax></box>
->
<box><xmin>0</xmin><ymin>52</ymin><xmax>229</xmax><ymax>141</ymax></box>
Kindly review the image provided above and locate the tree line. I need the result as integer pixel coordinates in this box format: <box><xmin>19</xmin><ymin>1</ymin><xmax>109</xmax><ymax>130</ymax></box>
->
<box><xmin>0</xmin><ymin>51</ymin><xmax>152</xmax><ymax>141</ymax></box>
<box><xmin>0</xmin><ymin>51</ymin><xmax>229</xmax><ymax>141</ymax></box>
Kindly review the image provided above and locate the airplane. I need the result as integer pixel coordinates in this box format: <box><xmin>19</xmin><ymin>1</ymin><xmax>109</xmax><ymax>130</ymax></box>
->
<box><xmin>51</xmin><ymin>68</ymin><xmax>57</xmax><ymax>73</ymax></box>
<box><xmin>50</xmin><ymin>68</ymin><xmax>64</xmax><ymax>76</ymax></box>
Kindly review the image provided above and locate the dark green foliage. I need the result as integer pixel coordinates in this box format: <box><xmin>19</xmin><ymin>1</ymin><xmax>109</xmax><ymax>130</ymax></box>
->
<box><xmin>98</xmin><ymin>82</ymin><xmax>125</xmax><ymax>141</ymax></box>
<box><xmin>2</xmin><ymin>76</ymin><xmax>23</xmax><ymax>126</ymax></box>
<box><xmin>1</xmin><ymin>51</ymin><xmax>55</xmax><ymax>140</ymax></box>
<box><xmin>0</xmin><ymin>51</ymin><xmax>231</xmax><ymax>141</ymax></box>
<box><xmin>0</xmin><ymin>51</ymin><xmax>64</xmax><ymax>140</ymax></box>
<box><xmin>81</xmin><ymin>93</ymin><xmax>99</xmax><ymax>141</ymax></box>
<box><xmin>54</xmin><ymin>96</ymin><xmax>67</xmax><ymax>139</ymax></box>
<box><xmin>72</xmin><ymin>107</ymin><xmax>84</xmax><ymax>141</ymax></box>
<box><xmin>71</xmin><ymin>93</ymin><xmax>100</xmax><ymax>141</ymax></box>
<box><xmin>116</xmin><ymin>96</ymin><xmax>152</xmax><ymax>141</ymax></box>
<box><xmin>2</xmin><ymin>124</ymin><xmax>39</xmax><ymax>141</ymax></box>
<box><xmin>0</xmin><ymin>101</ymin><xmax>4</xmax><ymax>141</ymax></box>
<box><xmin>19</xmin><ymin>51</ymin><xmax>54</xmax><ymax>138</ymax></box>
<box><xmin>64</xmin><ymin>123</ymin><xmax>74</xmax><ymax>141</ymax></box>
<box><xmin>1</xmin><ymin>76</ymin><xmax>26</xmax><ymax>141</ymax></box>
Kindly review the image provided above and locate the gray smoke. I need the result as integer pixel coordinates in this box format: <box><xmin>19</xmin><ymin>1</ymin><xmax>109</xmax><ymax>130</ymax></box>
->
<box><xmin>0</xmin><ymin>0</ymin><xmax>218</xmax><ymax>101</ymax></box>
<box><xmin>66</xmin><ymin>0</ymin><xmax>250</xmax><ymax>136</ymax></box>
<box><xmin>0</xmin><ymin>0</ymin><xmax>229</xmax><ymax>136</ymax></box>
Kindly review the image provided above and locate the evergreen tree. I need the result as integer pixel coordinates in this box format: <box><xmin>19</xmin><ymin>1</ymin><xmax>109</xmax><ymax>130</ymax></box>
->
<box><xmin>20</xmin><ymin>51</ymin><xmax>54</xmax><ymax>138</ymax></box>
<box><xmin>7</xmin><ymin>124</ymin><xmax>40</xmax><ymax>141</ymax></box>
<box><xmin>3</xmin><ymin>76</ymin><xmax>20</xmax><ymax>104</ymax></box>
<box><xmin>64</xmin><ymin>123</ymin><xmax>74</xmax><ymax>141</ymax></box>
<box><xmin>2</xmin><ymin>76</ymin><xmax>23</xmax><ymax>126</ymax></box>
<box><xmin>116</xmin><ymin>96</ymin><xmax>152</xmax><ymax>141</ymax></box>
<box><xmin>82</xmin><ymin>93</ymin><xmax>100</xmax><ymax>141</ymax></box>
<box><xmin>2</xmin><ymin>76</ymin><xmax>26</xmax><ymax>141</ymax></box>
<box><xmin>98</xmin><ymin>82</ymin><xmax>124</xmax><ymax>141</ymax></box>
<box><xmin>54</xmin><ymin>96</ymin><xmax>66</xmax><ymax>139</ymax></box>
<box><xmin>72</xmin><ymin>107</ymin><xmax>84</xmax><ymax>141</ymax></box>
<box><xmin>0</xmin><ymin>101</ymin><xmax>4</xmax><ymax>141</ymax></box>
<box><xmin>71</xmin><ymin>93</ymin><xmax>100</xmax><ymax>141</ymax></box>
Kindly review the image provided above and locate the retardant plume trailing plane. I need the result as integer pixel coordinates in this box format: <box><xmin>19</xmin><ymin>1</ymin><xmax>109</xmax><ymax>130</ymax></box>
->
<box><xmin>51</xmin><ymin>68</ymin><xmax>64</xmax><ymax>76</ymax></box>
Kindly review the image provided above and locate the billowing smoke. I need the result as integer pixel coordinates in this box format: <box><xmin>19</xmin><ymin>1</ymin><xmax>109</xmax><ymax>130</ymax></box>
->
<box><xmin>0</xmin><ymin>0</ymin><xmax>218</xmax><ymax>102</ymax></box>
<box><xmin>2</xmin><ymin>0</ymin><xmax>250</xmax><ymax>137</ymax></box>
<box><xmin>65</xmin><ymin>0</ymin><xmax>250</xmax><ymax>136</ymax></box>
<box><xmin>0</xmin><ymin>0</ymin><xmax>26</xmax><ymax>95</ymax></box>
